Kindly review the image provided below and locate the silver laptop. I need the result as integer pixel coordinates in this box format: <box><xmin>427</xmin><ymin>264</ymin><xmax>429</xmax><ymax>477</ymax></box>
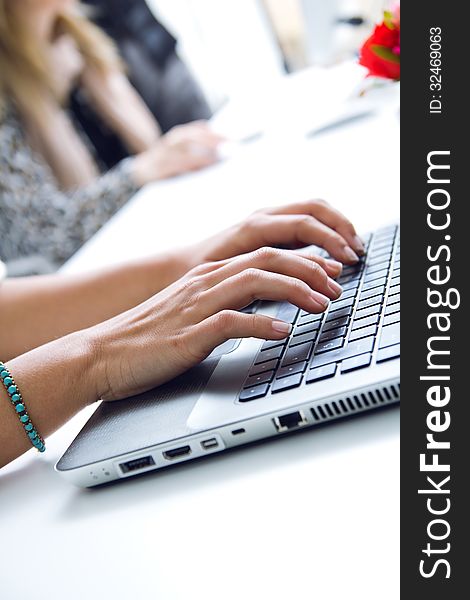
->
<box><xmin>56</xmin><ymin>224</ymin><xmax>400</xmax><ymax>487</ymax></box>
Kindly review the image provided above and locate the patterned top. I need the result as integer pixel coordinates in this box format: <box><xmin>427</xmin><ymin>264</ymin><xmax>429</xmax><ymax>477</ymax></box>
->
<box><xmin>0</xmin><ymin>102</ymin><xmax>140</xmax><ymax>266</ymax></box>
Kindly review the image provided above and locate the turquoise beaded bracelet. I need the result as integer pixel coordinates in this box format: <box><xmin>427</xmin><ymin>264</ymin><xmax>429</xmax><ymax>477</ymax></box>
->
<box><xmin>0</xmin><ymin>361</ymin><xmax>45</xmax><ymax>453</ymax></box>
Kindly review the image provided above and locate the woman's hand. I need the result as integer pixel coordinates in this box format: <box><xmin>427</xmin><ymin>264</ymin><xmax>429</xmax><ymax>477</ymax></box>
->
<box><xmin>131</xmin><ymin>122</ymin><xmax>224</xmax><ymax>185</ymax></box>
<box><xmin>88</xmin><ymin>247</ymin><xmax>343</xmax><ymax>402</ymax></box>
<box><xmin>187</xmin><ymin>199</ymin><xmax>365</xmax><ymax>268</ymax></box>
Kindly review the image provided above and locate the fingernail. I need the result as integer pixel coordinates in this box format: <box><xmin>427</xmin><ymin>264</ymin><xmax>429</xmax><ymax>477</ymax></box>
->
<box><xmin>327</xmin><ymin>279</ymin><xmax>343</xmax><ymax>298</ymax></box>
<box><xmin>353</xmin><ymin>236</ymin><xmax>365</xmax><ymax>255</ymax></box>
<box><xmin>311</xmin><ymin>291</ymin><xmax>330</xmax><ymax>310</ymax></box>
<box><xmin>272</xmin><ymin>320</ymin><xmax>292</xmax><ymax>335</ymax></box>
<box><xmin>343</xmin><ymin>247</ymin><xmax>359</xmax><ymax>263</ymax></box>
<box><xmin>325</xmin><ymin>259</ymin><xmax>343</xmax><ymax>275</ymax></box>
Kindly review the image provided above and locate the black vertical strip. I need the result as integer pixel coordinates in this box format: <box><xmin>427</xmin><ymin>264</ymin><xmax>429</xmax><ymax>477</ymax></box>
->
<box><xmin>401</xmin><ymin>1</ymin><xmax>469</xmax><ymax>597</ymax></box>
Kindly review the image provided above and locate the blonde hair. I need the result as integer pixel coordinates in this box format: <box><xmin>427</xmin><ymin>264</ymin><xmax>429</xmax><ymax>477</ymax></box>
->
<box><xmin>0</xmin><ymin>1</ymin><xmax>122</xmax><ymax>116</ymax></box>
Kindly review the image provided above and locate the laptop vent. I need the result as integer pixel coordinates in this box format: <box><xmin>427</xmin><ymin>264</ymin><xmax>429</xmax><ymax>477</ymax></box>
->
<box><xmin>310</xmin><ymin>383</ymin><xmax>400</xmax><ymax>422</ymax></box>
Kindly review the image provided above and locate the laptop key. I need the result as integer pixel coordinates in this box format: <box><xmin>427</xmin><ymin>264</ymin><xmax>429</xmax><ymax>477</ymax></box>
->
<box><xmin>387</xmin><ymin>292</ymin><xmax>400</xmax><ymax>305</ymax></box>
<box><xmin>271</xmin><ymin>373</ymin><xmax>303</xmax><ymax>393</ymax></box>
<box><xmin>329</xmin><ymin>296</ymin><xmax>356</xmax><ymax>312</ymax></box>
<box><xmin>293</xmin><ymin>320</ymin><xmax>322</xmax><ymax>336</ymax></box>
<box><xmin>276</xmin><ymin>361</ymin><xmax>307</xmax><ymax>379</ymax></box>
<box><xmin>360</xmin><ymin>284</ymin><xmax>385</xmax><ymax>301</ymax></box>
<box><xmin>337</xmin><ymin>274</ymin><xmax>362</xmax><ymax>287</ymax></box>
<box><xmin>341</xmin><ymin>353</ymin><xmax>372</xmax><ymax>373</ymax></box>
<box><xmin>261</xmin><ymin>339</ymin><xmax>286</xmax><ymax>351</ymax></box>
<box><xmin>383</xmin><ymin>312</ymin><xmax>400</xmax><ymax>326</ymax></box>
<box><xmin>351</xmin><ymin>314</ymin><xmax>380</xmax><ymax>330</ymax></box>
<box><xmin>341</xmin><ymin>280</ymin><xmax>361</xmax><ymax>292</ymax></box>
<box><xmin>281</xmin><ymin>342</ymin><xmax>313</xmax><ymax>366</ymax></box>
<box><xmin>315</xmin><ymin>338</ymin><xmax>343</xmax><ymax>354</ymax></box>
<box><xmin>384</xmin><ymin>303</ymin><xmax>400</xmax><ymax>316</ymax></box>
<box><xmin>354</xmin><ymin>304</ymin><xmax>382</xmax><ymax>321</ymax></box>
<box><xmin>364</xmin><ymin>269</ymin><xmax>389</xmax><ymax>283</ymax></box>
<box><xmin>337</xmin><ymin>287</ymin><xmax>358</xmax><ymax>300</ymax></box>
<box><xmin>356</xmin><ymin>294</ymin><xmax>383</xmax><ymax>311</ymax></box>
<box><xmin>254</xmin><ymin>345</ymin><xmax>284</xmax><ymax>364</ymax></box>
<box><xmin>249</xmin><ymin>359</ymin><xmax>278</xmax><ymax>376</ymax></box>
<box><xmin>300</xmin><ymin>310</ymin><xmax>323</xmax><ymax>319</ymax></box>
<box><xmin>389</xmin><ymin>284</ymin><xmax>400</xmax><ymax>295</ymax></box>
<box><xmin>310</xmin><ymin>336</ymin><xmax>375</xmax><ymax>369</ymax></box>
<box><xmin>305</xmin><ymin>363</ymin><xmax>337</xmax><ymax>383</ymax></box>
<box><xmin>341</xmin><ymin>264</ymin><xmax>363</xmax><ymax>277</ymax></box>
<box><xmin>289</xmin><ymin>330</ymin><xmax>318</xmax><ymax>347</ymax></box>
<box><xmin>366</xmin><ymin>255</ymin><xmax>391</xmax><ymax>269</ymax></box>
<box><xmin>323</xmin><ymin>315</ymin><xmax>350</xmax><ymax>331</ymax></box>
<box><xmin>276</xmin><ymin>302</ymin><xmax>299</xmax><ymax>324</ymax></box>
<box><xmin>297</xmin><ymin>312</ymin><xmax>323</xmax><ymax>327</ymax></box>
<box><xmin>318</xmin><ymin>326</ymin><xmax>347</xmax><ymax>343</ymax></box>
<box><xmin>376</xmin><ymin>344</ymin><xmax>400</xmax><ymax>363</ymax></box>
<box><xmin>362</xmin><ymin>276</ymin><xmax>387</xmax><ymax>291</ymax></box>
<box><xmin>239</xmin><ymin>383</ymin><xmax>270</xmax><ymax>402</ymax></box>
<box><xmin>243</xmin><ymin>370</ymin><xmax>274</xmax><ymax>388</ymax></box>
<box><xmin>379</xmin><ymin>323</ymin><xmax>400</xmax><ymax>349</ymax></box>
<box><xmin>348</xmin><ymin>325</ymin><xmax>377</xmax><ymax>342</ymax></box>
<box><xmin>326</xmin><ymin>306</ymin><xmax>351</xmax><ymax>320</ymax></box>
<box><xmin>365</xmin><ymin>262</ymin><xmax>390</xmax><ymax>276</ymax></box>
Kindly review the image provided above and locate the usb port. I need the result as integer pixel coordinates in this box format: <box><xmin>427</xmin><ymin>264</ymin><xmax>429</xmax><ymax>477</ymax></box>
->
<box><xmin>120</xmin><ymin>455</ymin><xmax>155</xmax><ymax>473</ymax></box>
<box><xmin>273</xmin><ymin>410</ymin><xmax>308</xmax><ymax>432</ymax></box>
<box><xmin>231</xmin><ymin>428</ymin><xmax>246</xmax><ymax>436</ymax></box>
<box><xmin>163</xmin><ymin>445</ymin><xmax>192</xmax><ymax>460</ymax></box>
<box><xmin>201</xmin><ymin>438</ymin><xmax>218</xmax><ymax>450</ymax></box>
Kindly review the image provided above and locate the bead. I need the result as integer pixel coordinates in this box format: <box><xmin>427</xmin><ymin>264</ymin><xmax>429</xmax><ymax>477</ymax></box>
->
<box><xmin>1</xmin><ymin>365</ymin><xmax>45</xmax><ymax>454</ymax></box>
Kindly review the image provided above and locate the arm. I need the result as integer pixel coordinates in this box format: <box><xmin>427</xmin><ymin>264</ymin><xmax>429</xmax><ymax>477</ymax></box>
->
<box><xmin>0</xmin><ymin>247</ymin><xmax>342</xmax><ymax>468</ymax></box>
<box><xmin>0</xmin><ymin>251</ymin><xmax>190</xmax><ymax>361</ymax></box>
<box><xmin>81</xmin><ymin>68</ymin><xmax>161</xmax><ymax>153</ymax></box>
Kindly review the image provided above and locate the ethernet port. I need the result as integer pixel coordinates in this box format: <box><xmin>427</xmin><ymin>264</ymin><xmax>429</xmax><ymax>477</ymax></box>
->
<box><xmin>273</xmin><ymin>410</ymin><xmax>308</xmax><ymax>433</ymax></box>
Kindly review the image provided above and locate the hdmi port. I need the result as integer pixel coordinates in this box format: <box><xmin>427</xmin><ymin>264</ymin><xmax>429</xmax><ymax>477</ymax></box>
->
<box><xmin>163</xmin><ymin>445</ymin><xmax>192</xmax><ymax>460</ymax></box>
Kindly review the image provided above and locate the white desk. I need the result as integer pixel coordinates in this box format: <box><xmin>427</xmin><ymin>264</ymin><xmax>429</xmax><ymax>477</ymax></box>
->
<box><xmin>0</xmin><ymin>65</ymin><xmax>400</xmax><ymax>600</ymax></box>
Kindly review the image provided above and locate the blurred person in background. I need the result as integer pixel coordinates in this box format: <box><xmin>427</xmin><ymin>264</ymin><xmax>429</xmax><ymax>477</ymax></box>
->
<box><xmin>0</xmin><ymin>0</ymin><xmax>222</xmax><ymax>271</ymax></box>
<box><xmin>75</xmin><ymin>0</ymin><xmax>212</xmax><ymax>169</ymax></box>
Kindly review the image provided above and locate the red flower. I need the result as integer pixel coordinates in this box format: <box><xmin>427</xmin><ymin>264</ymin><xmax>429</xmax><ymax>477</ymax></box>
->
<box><xmin>359</xmin><ymin>21</ymin><xmax>400</xmax><ymax>80</ymax></box>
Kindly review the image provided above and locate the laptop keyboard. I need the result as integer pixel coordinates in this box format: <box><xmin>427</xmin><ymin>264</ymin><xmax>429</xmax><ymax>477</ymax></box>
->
<box><xmin>239</xmin><ymin>225</ymin><xmax>400</xmax><ymax>402</ymax></box>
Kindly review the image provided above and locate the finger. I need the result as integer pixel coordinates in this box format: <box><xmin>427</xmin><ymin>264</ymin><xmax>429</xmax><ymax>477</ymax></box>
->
<box><xmin>302</xmin><ymin>200</ymin><xmax>365</xmax><ymax>256</ymax></box>
<box><xmin>247</xmin><ymin>214</ymin><xmax>360</xmax><ymax>264</ymax></box>
<box><xmin>197</xmin><ymin>269</ymin><xmax>330</xmax><ymax>320</ymax></box>
<box><xmin>176</xmin><ymin>150</ymin><xmax>218</xmax><ymax>172</ymax></box>
<box><xmin>293</xmin><ymin>250</ymin><xmax>343</xmax><ymax>278</ymax></box>
<box><xmin>191</xmin><ymin>252</ymin><xmax>342</xmax><ymax>280</ymax></box>
<box><xmin>186</xmin><ymin>120</ymin><xmax>226</xmax><ymax>140</ymax></box>
<box><xmin>184</xmin><ymin>129</ymin><xmax>224</xmax><ymax>149</ymax></box>
<box><xmin>194</xmin><ymin>310</ymin><xmax>293</xmax><ymax>358</ymax></box>
<box><xmin>268</xmin><ymin>200</ymin><xmax>364</xmax><ymax>255</ymax></box>
<box><xmin>199</xmin><ymin>247</ymin><xmax>342</xmax><ymax>300</ymax></box>
<box><xmin>205</xmin><ymin>238</ymin><xmax>343</xmax><ymax>279</ymax></box>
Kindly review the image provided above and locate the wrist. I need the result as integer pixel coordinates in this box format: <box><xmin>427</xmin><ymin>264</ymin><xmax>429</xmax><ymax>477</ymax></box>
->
<box><xmin>129</xmin><ymin>146</ymin><xmax>168</xmax><ymax>187</ymax></box>
<box><xmin>4</xmin><ymin>330</ymin><xmax>99</xmax><ymax>442</ymax></box>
